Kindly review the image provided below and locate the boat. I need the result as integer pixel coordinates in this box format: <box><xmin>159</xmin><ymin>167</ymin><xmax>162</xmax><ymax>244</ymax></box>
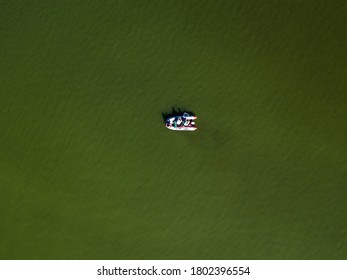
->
<box><xmin>165</xmin><ymin>112</ymin><xmax>197</xmax><ymax>131</ymax></box>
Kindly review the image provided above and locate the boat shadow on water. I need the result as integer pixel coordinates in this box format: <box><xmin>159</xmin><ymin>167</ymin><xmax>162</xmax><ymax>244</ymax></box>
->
<box><xmin>161</xmin><ymin>107</ymin><xmax>196</xmax><ymax>123</ymax></box>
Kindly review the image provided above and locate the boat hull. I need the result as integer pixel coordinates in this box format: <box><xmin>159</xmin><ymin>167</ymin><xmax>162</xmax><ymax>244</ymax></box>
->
<box><xmin>165</xmin><ymin>113</ymin><xmax>197</xmax><ymax>131</ymax></box>
<box><xmin>166</xmin><ymin>125</ymin><xmax>197</xmax><ymax>131</ymax></box>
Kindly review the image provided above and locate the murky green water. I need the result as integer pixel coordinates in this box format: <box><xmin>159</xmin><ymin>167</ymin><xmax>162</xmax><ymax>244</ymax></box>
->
<box><xmin>1</xmin><ymin>1</ymin><xmax>346</xmax><ymax>259</ymax></box>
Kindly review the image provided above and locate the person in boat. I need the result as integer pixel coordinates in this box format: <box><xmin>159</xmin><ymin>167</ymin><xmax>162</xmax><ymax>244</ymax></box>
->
<box><xmin>184</xmin><ymin>119</ymin><xmax>190</xmax><ymax>126</ymax></box>
<box><xmin>177</xmin><ymin>117</ymin><xmax>183</xmax><ymax>126</ymax></box>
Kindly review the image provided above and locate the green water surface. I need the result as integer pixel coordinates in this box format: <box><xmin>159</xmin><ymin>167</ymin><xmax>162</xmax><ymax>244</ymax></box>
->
<box><xmin>0</xmin><ymin>0</ymin><xmax>346</xmax><ymax>259</ymax></box>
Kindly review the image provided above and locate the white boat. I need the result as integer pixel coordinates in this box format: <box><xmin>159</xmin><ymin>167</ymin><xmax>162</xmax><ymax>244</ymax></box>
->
<box><xmin>166</xmin><ymin>112</ymin><xmax>197</xmax><ymax>131</ymax></box>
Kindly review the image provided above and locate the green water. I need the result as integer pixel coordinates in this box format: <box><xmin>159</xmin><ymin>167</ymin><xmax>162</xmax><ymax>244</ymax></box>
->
<box><xmin>1</xmin><ymin>1</ymin><xmax>346</xmax><ymax>259</ymax></box>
